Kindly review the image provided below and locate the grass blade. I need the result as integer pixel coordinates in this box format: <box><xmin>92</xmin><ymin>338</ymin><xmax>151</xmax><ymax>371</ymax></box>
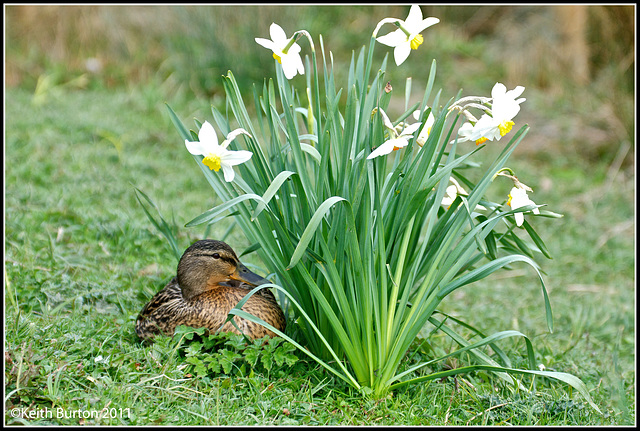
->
<box><xmin>133</xmin><ymin>187</ymin><xmax>181</xmax><ymax>262</ymax></box>
<box><xmin>390</xmin><ymin>364</ymin><xmax>602</xmax><ymax>414</ymax></box>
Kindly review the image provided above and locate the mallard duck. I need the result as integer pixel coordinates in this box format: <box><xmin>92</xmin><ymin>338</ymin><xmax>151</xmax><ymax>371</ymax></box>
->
<box><xmin>135</xmin><ymin>239</ymin><xmax>285</xmax><ymax>340</ymax></box>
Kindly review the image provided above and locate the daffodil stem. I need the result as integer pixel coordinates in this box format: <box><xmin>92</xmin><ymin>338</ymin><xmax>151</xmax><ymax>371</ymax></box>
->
<box><xmin>293</xmin><ymin>30</ymin><xmax>315</xmax><ymax>53</ymax></box>
<box><xmin>394</xmin><ymin>21</ymin><xmax>412</xmax><ymax>38</ymax></box>
<box><xmin>282</xmin><ymin>33</ymin><xmax>302</xmax><ymax>54</ymax></box>
<box><xmin>372</xmin><ymin>17</ymin><xmax>401</xmax><ymax>38</ymax></box>
<box><xmin>493</xmin><ymin>167</ymin><xmax>516</xmax><ymax>181</ymax></box>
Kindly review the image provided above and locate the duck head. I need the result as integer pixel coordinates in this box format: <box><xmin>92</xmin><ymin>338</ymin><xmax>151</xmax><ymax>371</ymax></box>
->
<box><xmin>177</xmin><ymin>239</ymin><xmax>270</xmax><ymax>300</ymax></box>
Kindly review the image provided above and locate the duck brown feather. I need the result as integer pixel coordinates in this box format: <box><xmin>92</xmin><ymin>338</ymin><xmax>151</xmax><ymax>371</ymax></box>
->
<box><xmin>135</xmin><ymin>240</ymin><xmax>285</xmax><ymax>340</ymax></box>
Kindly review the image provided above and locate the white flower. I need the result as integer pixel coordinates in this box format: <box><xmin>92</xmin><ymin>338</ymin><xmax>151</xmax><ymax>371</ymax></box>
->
<box><xmin>255</xmin><ymin>23</ymin><xmax>305</xmax><ymax>79</ymax></box>
<box><xmin>507</xmin><ymin>186</ymin><xmax>540</xmax><ymax>226</ymax></box>
<box><xmin>455</xmin><ymin>121</ymin><xmax>481</xmax><ymax>144</ymax></box>
<box><xmin>375</xmin><ymin>5</ymin><xmax>439</xmax><ymax>66</ymax></box>
<box><xmin>491</xmin><ymin>83</ymin><xmax>525</xmax><ymax>129</ymax></box>
<box><xmin>441</xmin><ymin>178</ymin><xmax>467</xmax><ymax>208</ymax></box>
<box><xmin>185</xmin><ymin>121</ymin><xmax>253</xmax><ymax>182</ymax></box>
<box><xmin>367</xmin><ymin>137</ymin><xmax>408</xmax><ymax>159</ymax></box>
<box><xmin>440</xmin><ymin>177</ymin><xmax>486</xmax><ymax>211</ymax></box>
<box><xmin>367</xmin><ymin>109</ymin><xmax>421</xmax><ymax>159</ymax></box>
<box><xmin>455</xmin><ymin>83</ymin><xmax>525</xmax><ymax>144</ymax></box>
<box><xmin>481</xmin><ymin>83</ymin><xmax>526</xmax><ymax>140</ymax></box>
<box><xmin>412</xmin><ymin>108</ymin><xmax>435</xmax><ymax>146</ymax></box>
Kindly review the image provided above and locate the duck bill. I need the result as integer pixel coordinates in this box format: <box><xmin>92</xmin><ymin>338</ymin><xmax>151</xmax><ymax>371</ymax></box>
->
<box><xmin>230</xmin><ymin>262</ymin><xmax>270</xmax><ymax>286</ymax></box>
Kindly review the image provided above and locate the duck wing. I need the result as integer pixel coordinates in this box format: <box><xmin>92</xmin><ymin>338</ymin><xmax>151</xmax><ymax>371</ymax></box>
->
<box><xmin>135</xmin><ymin>277</ymin><xmax>185</xmax><ymax>339</ymax></box>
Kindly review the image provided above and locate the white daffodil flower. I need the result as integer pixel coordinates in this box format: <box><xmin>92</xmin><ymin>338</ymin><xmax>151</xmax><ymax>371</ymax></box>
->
<box><xmin>440</xmin><ymin>177</ymin><xmax>486</xmax><ymax>211</ymax></box>
<box><xmin>367</xmin><ymin>136</ymin><xmax>410</xmax><ymax>159</ymax></box>
<box><xmin>441</xmin><ymin>178</ymin><xmax>466</xmax><ymax>208</ymax></box>
<box><xmin>375</xmin><ymin>5</ymin><xmax>439</xmax><ymax>66</ymax></box>
<box><xmin>185</xmin><ymin>121</ymin><xmax>253</xmax><ymax>182</ymax></box>
<box><xmin>507</xmin><ymin>186</ymin><xmax>540</xmax><ymax>226</ymax></box>
<box><xmin>367</xmin><ymin>109</ymin><xmax>421</xmax><ymax>159</ymax></box>
<box><xmin>478</xmin><ymin>83</ymin><xmax>526</xmax><ymax>141</ymax></box>
<box><xmin>455</xmin><ymin>83</ymin><xmax>525</xmax><ymax>144</ymax></box>
<box><xmin>491</xmin><ymin>82</ymin><xmax>525</xmax><ymax>134</ymax></box>
<box><xmin>412</xmin><ymin>108</ymin><xmax>435</xmax><ymax>146</ymax></box>
<box><xmin>255</xmin><ymin>23</ymin><xmax>305</xmax><ymax>79</ymax></box>
<box><xmin>455</xmin><ymin>121</ymin><xmax>486</xmax><ymax>145</ymax></box>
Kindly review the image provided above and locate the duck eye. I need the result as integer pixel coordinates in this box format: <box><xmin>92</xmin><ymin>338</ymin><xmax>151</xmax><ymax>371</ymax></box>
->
<box><xmin>212</xmin><ymin>253</ymin><xmax>220</xmax><ymax>259</ymax></box>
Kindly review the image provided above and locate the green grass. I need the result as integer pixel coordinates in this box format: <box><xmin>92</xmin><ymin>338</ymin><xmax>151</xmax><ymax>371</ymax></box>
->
<box><xmin>5</xmin><ymin>81</ymin><xmax>634</xmax><ymax>425</ymax></box>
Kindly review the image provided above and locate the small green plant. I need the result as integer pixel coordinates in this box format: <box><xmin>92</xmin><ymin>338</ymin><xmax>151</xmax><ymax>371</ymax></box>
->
<box><xmin>172</xmin><ymin>326</ymin><xmax>299</xmax><ymax>378</ymax></box>
<box><xmin>149</xmin><ymin>4</ymin><xmax>601</xmax><ymax>412</ymax></box>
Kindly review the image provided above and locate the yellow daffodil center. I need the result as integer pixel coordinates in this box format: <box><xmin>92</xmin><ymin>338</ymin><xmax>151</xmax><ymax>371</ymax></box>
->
<box><xmin>475</xmin><ymin>137</ymin><xmax>488</xmax><ymax>146</ymax></box>
<box><xmin>272</xmin><ymin>52</ymin><xmax>282</xmax><ymax>64</ymax></box>
<box><xmin>499</xmin><ymin>120</ymin><xmax>515</xmax><ymax>136</ymax></box>
<box><xmin>410</xmin><ymin>33</ymin><xmax>424</xmax><ymax>50</ymax></box>
<box><xmin>203</xmin><ymin>154</ymin><xmax>222</xmax><ymax>171</ymax></box>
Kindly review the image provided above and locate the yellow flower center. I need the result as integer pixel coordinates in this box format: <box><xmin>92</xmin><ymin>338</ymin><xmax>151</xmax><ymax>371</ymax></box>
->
<box><xmin>410</xmin><ymin>33</ymin><xmax>424</xmax><ymax>50</ymax></box>
<box><xmin>273</xmin><ymin>52</ymin><xmax>282</xmax><ymax>64</ymax></box>
<box><xmin>507</xmin><ymin>193</ymin><xmax>513</xmax><ymax>207</ymax></box>
<box><xmin>475</xmin><ymin>137</ymin><xmax>488</xmax><ymax>146</ymax></box>
<box><xmin>499</xmin><ymin>120</ymin><xmax>515</xmax><ymax>136</ymax></box>
<box><xmin>203</xmin><ymin>154</ymin><xmax>222</xmax><ymax>171</ymax></box>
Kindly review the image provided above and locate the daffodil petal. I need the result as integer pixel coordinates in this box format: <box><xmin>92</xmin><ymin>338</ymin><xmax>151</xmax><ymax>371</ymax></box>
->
<box><xmin>287</xmin><ymin>43</ymin><xmax>301</xmax><ymax>55</ymax></box>
<box><xmin>221</xmin><ymin>150</ymin><xmax>253</xmax><ymax>166</ymax></box>
<box><xmin>281</xmin><ymin>56</ymin><xmax>299</xmax><ymax>79</ymax></box>
<box><xmin>185</xmin><ymin>140</ymin><xmax>209</xmax><ymax>156</ymax></box>
<box><xmin>506</xmin><ymin>85</ymin><xmax>525</xmax><ymax>100</ymax></box>
<box><xmin>367</xmin><ymin>141</ymin><xmax>397</xmax><ymax>159</ymax></box>
<box><xmin>269</xmin><ymin>23</ymin><xmax>288</xmax><ymax>44</ymax></box>
<box><xmin>455</xmin><ymin>123</ymin><xmax>473</xmax><ymax>143</ymax></box>
<box><xmin>449</xmin><ymin>177</ymin><xmax>466</xmax><ymax>195</ymax></box>
<box><xmin>376</xmin><ymin>29</ymin><xmax>406</xmax><ymax>47</ymax></box>
<box><xmin>414</xmin><ymin>108</ymin><xmax>434</xmax><ymax>124</ymax></box>
<box><xmin>221</xmin><ymin>128</ymin><xmax>252</xmax><ymax>148</ymax></box>
<box><xmin>508</xmin><ymin>186</ymin><xmax>539</xmax><ymax>225</ymax></box>
<box><xmin>473</xmin><ymin>114</ymin><xmax>500</xmax><ymax>141</ymax></box>
<box><xmin>221</xmin><ymin>165</ymin><xmax>236</xmax><ymax>182</ymax></box>
<box><xmin>425</xmin><ymin>113</ymin><xmax>435</xmax><ymax>129</ymax></box>
<box><xmin>255</xmin><ymin>37</ymin><xmax>276</xmax><ymax>50</ymax></box>
<box><xmin>491</xmin><ymin>83</ymin><xmax>508</xmax><ymax>99</ymax></box>
<box><xmin>377</xmin><ymin>108</ymin><xmax>395</xmax><ymax>130</ymax></box>
<box><xmin>405</xmin><ymin>4</ymin><xmax>424</xmax><ymax>28</ymax></box>
<box><xmin>400</xmin><ymin>122</ymin><xmax>422</xmax><ymax>136</ymax></box>
<box><xmin>197</xmin><ymin>121</ymin><xmax>219</xmax><ymax>146</ymax></box>
<box><xmin>367</xmin><ymin>146</ymin><xmax>391</xmax><ymax>159</ymax></box>
<box><xmin>418</xmin><ymin>17</ymin><xmax>440</xmax><ymax>32</ymax></box>
<box><xmin>389</xmin><ymin>137</ymin><xmax>409</xmax><ymax>149</ymax></box>
<box><xmin>394</xmin><ymin>43</ymin><xmax>411</xmax><ymax>66</ymax></box>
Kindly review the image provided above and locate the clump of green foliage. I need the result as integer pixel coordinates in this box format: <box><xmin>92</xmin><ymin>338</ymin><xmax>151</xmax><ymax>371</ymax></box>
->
<box><xmin>172</xmin><ymin>326</ymin><xmax>299</xmax><ymax>377</ymax></box>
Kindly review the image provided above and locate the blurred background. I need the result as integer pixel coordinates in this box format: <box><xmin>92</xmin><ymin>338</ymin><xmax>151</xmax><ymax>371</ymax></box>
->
<box><xmin>5</xmin><ymin>4</ymin><xmax>635</xmax><ymax>165</ymax></box>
